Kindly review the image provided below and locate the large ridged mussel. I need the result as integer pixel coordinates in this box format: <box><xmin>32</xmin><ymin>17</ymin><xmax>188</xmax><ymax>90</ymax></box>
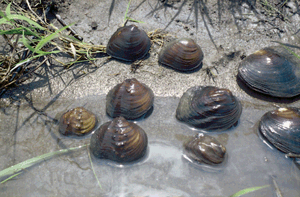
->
<box><xmin>90</xmin><ymin>116</ymin><xmax>148</xmax><ymax>163</ymax></box>
<box><xmin>106</xmin><ymin>78</ymin><xmax>154</xmax><ymax>120</ymax></box>
<box><xmin>258</xmin><ymin>107</ymin><xmax>300</xmax><ymax>154</ymax></box>
<box><xmin>59</xmin><ymin>107</ymin><xmax>97</xmax><ymax>136</ymax></box>
<box><xmin>176</xmin><ymin>86</ymin><xmax>242</xmax><ymax>131</ymax></box>
<box><xmin>184</xmin><ymin>133</ymin><xmax>226</xmax><ymax>165</ymax></box>
<box><xmin>237</xmin><ymin>46</ymin><xmax>300</xmax><ymax>98</ymax></box>
<box><xmin>158</xmin><ymin>38</ymin><xmax>204</xmax><ymax>71</ymax></box>
<box><xmin>106</xmin><ymin>25</ymin><xmax>151</xmax><ymax>61</ymax></box>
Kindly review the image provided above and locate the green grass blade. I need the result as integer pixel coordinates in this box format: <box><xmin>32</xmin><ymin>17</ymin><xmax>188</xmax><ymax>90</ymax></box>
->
<box><xmin>34</xmin><ymin>23</ymin><xmax>74</xmax><ymax>53</ymax></box>
<box><xmin>230</xmin><ymin>185</ymin><xmax>269</xmax><ymax>197</ymax></box>
<box><xmin>0</xmin><ymin>172</ymin><xmax>22</xmax><ymax>184</ymax></box>
<box><xmin>280</xmin><ymin>44</ymin><xmax>300</xmax><ymax>60</ymax></box>
<box><xmin>87</xmin><ymin>146</ymin><xmax>102</xmax><ymax>190</ymax></box>
<box><xmin>124</xmin><ymin>0</ymin><xmax>132</xmax><ymax>22</ymax></box>
<box><xmin>0</xmin><ymin>145</ymin><xmax>87</xmax><ymax>183</ymax></box>
<box><xmin>7</xmin><ymin>14</ymin><xmax>45</xmax><ymax>30</ymax></box>
<box><xmin>5</xmin><ymin>3</ymin><xmax>11</xmax><ymax>17</ymax></box>
<box><xmin>22</xmin><ymin>31</ymin><xmax>36</xmax><ymax>52</ymax></box>
<box><xmin>126</xmin><ymin>17</ymin><xmax>145</xmax><ymax>23</ymax></box>
<box><xmin>0</xmin><ymin>10</ymin><xmax>11</xmax><ymax>25</ymax></box>
<box><xmin>0</xmin><ymin>27</ymin><xmax>37</xmax><ymax>36</ymax></box>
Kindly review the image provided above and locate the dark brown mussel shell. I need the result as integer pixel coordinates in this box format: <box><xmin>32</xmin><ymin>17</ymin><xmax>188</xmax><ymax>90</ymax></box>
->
<box><xmin>176</xmin><ymin>86</ymin><xmax>242</xmax><ymax>131</ymax></box>
<box><xmin>59</xmin><ymin>107</ymin><xmax>97</xmax><ymax>136</ymax></box>
<box><xmin>106</xmin><ymin>25</ymin><xmax>151</xmax><ymax>61</ymax></box>
<box><xmin>106</xmin><ymin>78</ymin><xmax>154</xmax><ymax>120</ymax></box>
<box><xmin>258</xmin><ymin>107</ymin><xmax>300</xmax><ymax>154</ymax></box>
<box><xmin>158</xmin><ymin>38</ymin><xmax>204</xmax><ymax>71</ymax></box>
<box><xmin>90</xmin><ymin>116</ymin><xmax>148</xmax><ymax>163</ymax></box>
<box><xmin>238</xmin><ymin>46</ymin><xmax>300</xmax><ymax>98</ymax></box>
<box><xmin>184</xmin><ymin>133</ymin><xmax>226</xmax><ymax>165</ymax></box>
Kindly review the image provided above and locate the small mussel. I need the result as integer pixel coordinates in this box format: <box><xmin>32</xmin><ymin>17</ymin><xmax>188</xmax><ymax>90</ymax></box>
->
<box><xmin>158</xmin><ymin>38</ymin><xmax>204</xmax><ymax>71</ymax></box>
<box><xmin>106</xmin><ymin>78</ymin><xmax>154</xmax><ymax>120</ymax></box>
<box><xmin>258</xmin><ymin>107</ymin><xmax>300</xmax><ymax>154</ymax></box>
<box><xmin>106</xmin><ymin>25</ymin><xmax>151</xmax><ymax>61</ymax></box>
<box><xmin>184</xmin><ymin>133</ymin><xmax>226</xmax><ymax>165</ymax></box>
<box><xmin>176</xmin><ymin>86</ymin><xmax>242</xmax><ymax>131</ymax></box>
<box><xmin>238</xmin><ymin>46</ymin><xmax>300</xmax><ymax>98</ymax></box>
<box><xmin>59</xmin><ymin>107</ymin><xmax>97</xmax><ymax>136</ymax></box>
<box><xmin>90</xmin><ymin>116</ymin><xmax>148</xmax><ymax>163</ymax></box>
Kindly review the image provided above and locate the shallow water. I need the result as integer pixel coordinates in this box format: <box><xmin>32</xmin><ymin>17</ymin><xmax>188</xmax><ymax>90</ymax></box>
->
<box><xmin>0</xmin><ymin>95</ymin><xmax>299</xmax><ymax>196</ymax></box>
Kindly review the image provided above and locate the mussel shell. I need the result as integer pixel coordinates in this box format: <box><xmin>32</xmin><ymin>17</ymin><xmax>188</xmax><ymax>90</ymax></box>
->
<box><xmin>90</xmin><ymin>116</ymin><xmax>148</xmax><ymax>163</ymax></box>
<box><xmin>258</xmin><ymin>107</ymin><xmax>300</xmax><ymax>154</ymax></box>
<box><xmin>59</xmin><ymin>107</ymin><xmax>97</xmax><ymax>136</ymax></box>
<box><xmin>176</xmin><ymin>86</ymin><xmax>242</xmax><ymax>131</ymax></box>
<box><xmin>238</xmin><ymin>46</ymin><xmax>300</xmax><ymax>98</ymax></box>
<box><xmin>106</xmin><ymin>78</ymin><xmax>154</xmax><ymax>120</ymax></box>
<box><xmin>106</xmin><ymin>25</ymin><xmax>151</xmax><ymax>61</ymax></box>
<box><xmin>184</xmin><ymin>133</ymin><xmax>226</xmax><ymax>165</ymax></box>
<box><xmin>158</xmin><ymin>38</ymin><xmax>204</xmax><ymax>71</ymax></box>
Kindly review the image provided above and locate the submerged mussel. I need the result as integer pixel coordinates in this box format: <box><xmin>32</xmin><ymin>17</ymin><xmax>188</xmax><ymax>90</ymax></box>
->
<box><xmin>258</xmin><ymin>107</ymin><xmax>300</xmax><ymax>154</ymax></box>
<box><xmin>184</xmin><ymin>133</ymin><xmax>226</xmax><ymax>165</ymax></box>
<box><xmin>59</xmin><ymin>107</ymin><xmax>97</xmax><ymax>136</ymax></box>
<box><xmin>90</xmin><ymin>116</ymin><xmax>148</xmax><ymax>163</ymax></box>
<box><xmin>158</xmin><ymin>38</ymin><xmax>204</xmax><ymax>71</ymax></box>
<box><xmin>106</xmin><ymin>78</ymin><xmax>154</xmax><ymax>120</ymax></box>
<box><xmin>106</xmin><ymin>25</ymin><xmax>151</xmax><ymax>61</ymax></box>
<box><xmin>238</xmin><ymin>46</ymin><xmax>300</xmax><ymax>98</ymax></box>
<box><xmin>176</xmin><ymin>86</ymin><xmax>242</xmax><ymax>131</ymax></box>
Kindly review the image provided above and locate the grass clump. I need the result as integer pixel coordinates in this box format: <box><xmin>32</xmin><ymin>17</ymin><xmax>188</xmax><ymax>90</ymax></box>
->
<box><xmin>0</xmin><ymin>2</ymin><xmax>106</xmax><ymax>94</ymax></box>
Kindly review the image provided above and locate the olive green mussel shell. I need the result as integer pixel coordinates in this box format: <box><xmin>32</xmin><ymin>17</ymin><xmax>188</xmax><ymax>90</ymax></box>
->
<box><xmin>184</xmin><ymin>134</ymin><xmax>226</xmax><ymax>165</ymax></box>
<box><xmin>106</xmin><ymin>25</ymin><xmax>151</xmax><ymax>61</ymax></box>
<box><xmin>59</xmin><ymin>107</ymin><xmax>97</xmax><ymax>136</ymax></box>
<box><xmin>90</xmin><ymin>116</ymin><xmax>148</xmax><ymax>163</ymax></box>
<box><xmin>106</xmin><ymin>78</ymin><xmax>154</xmax><ymax>120</ymax></box>
<box><xmin>259</xmin><ymin>107</ymin><xmax>300</xmax><ymax>154</ymax></box>
<box><xmin>238</xmin><ymin>46</ymin><xmax>300</xmax><ymax>98</ymax></box>
<box><xmin>158</xmin><ymin>38</ymin><xmax>204</xmax><ymax>71</ymax></box>
<box><xmin>176</xmin><ymin>86</ymin><xmax>242</xmax><ymax>131</ymax></box>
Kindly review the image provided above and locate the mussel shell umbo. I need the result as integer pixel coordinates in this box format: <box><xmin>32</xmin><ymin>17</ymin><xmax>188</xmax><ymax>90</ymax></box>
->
<box><xmin>176</xmin><ymin>86</ymin><xmax>242</xmax><ymax>131</ymax></box>
<box><xmin>158</xmin><ymin>38</ymin><xmax>204</xmax><ymax>71</ymax></box>
<box><xmin>90</xmin><ymin>116</ymin><xmax>148</xmax><ymax>163</ymax></box>
<box><xmin>106</xmin><ymin>78</ymin><xmax>154</xmax><ymax>120</ymax></box>
<box><xmin>106</xmin><ymin>25</ymin><xmax>151</xmax><ymax>61</ymax></box>
<box><xmin>184</xmin><ymin>133</ymin><xmax>226</xmax><ymax>165</ymax></box>
<box><xmin>258</xmin><ymin>107</ymin><xmax>300</xmax><ymax>154</ymax></box>
<box><xmin>59</xmin><ymin>107</ymin><xmax>97</xmax><ymax>136</ymax></box>
<box><xmin>238</xmin><ymin>46</ymin><xmax>300</xmax><ymax>98</ymax></box>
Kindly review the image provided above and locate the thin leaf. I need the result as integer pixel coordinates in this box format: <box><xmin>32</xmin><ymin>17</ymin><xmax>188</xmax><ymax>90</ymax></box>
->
<box><xmin>126</xmin><ymin>17</ymin><xmax>145</xmax><ymax>23</ymax></box>
<box><xmin>5</xmin><ymin>3</ymin><xmax>11</xmax><ymax>17</ymax></box>
<box><xmin>1</xmin><ymin>172</ymin><xmax>22</xmax><ymax>184</ymax></box>
<box><xmin>87</xmin><ymin>146</ymin><xmax>102</xmax><ymax>190</ymax></box>
<box><xmin>280</xmin><ymin>44</ymin><xmax>300</xmax><ymax>60</ymax></box>
<box><xmin>230</xmin><ymin>185</ymin><xmax>269</xmax><ymax>197</ymax></box>
<box><xmin>0</xmin><ymin>145</ymin><xmax>87</xmax><ymax>182</ymax></box>
<box><xmin>34</xmin><ymin>23</ymin><xmax>74</xmax><ymax>53</ymax></box>
<box><xmin>22</xmin><ymin>31</ymin><xmax>37</xmax><ymax>53</ymax></box>
<box><xmin>124</xmin><ymin>0</ymin><xmax>132</xmax><ymax>22</ymax></box>
<box><xmin>7</xmin><ymin>14</ymin><xmax>45</xmax><ymax>30</ymax></box>
<box><xmin>0</xmin><ymin>28</ymin><xmax>37</xmax><ymax>36</ymax></box>
<box><xmin>0</xmin><ymin>10</ymin><xmax>11</xmax><ymax>25</ymax></box>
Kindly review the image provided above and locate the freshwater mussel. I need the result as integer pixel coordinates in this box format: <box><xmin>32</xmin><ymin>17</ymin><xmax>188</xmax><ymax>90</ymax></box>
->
<box><xmin>106</xmin><ymin>78</ymin><xmax>154</xmax><ymax>120</ymax></box>
<box><xmin>90</xmin><ymin>116</ymin><xmax>148</xmax><ymax>163</ymax></box>
<box><xmin>184</xmin><ymin>133</ymin><xmax>226</xmax><ymax>165</ymax></box>
<box><xmin>158</xmin><ymin>38</ymin><xmax>204</xmax><ymax>71</ymax></box>
<box><xmin>238</xmin><ymin>46</ymin><xmax>300</xmax><ymax>98</ymax></box>
<box><xmin>258</xmin><ymin>107</ymin><xmax>300</xmax><ymax>154</ymax></box>
<box><xmin>106</xmin><ymin>25</ymin><xmax>151</xmax><ymax>61</ymax></box>
<box><xmin>59</xmin><ymin>107</ymin><xmax>97</xmax><ymax>136</ymax></box>
<box><xmin>176</xmin><ymin>86</ymin><xmax>242</xmax><ymax>131</ymax></box>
